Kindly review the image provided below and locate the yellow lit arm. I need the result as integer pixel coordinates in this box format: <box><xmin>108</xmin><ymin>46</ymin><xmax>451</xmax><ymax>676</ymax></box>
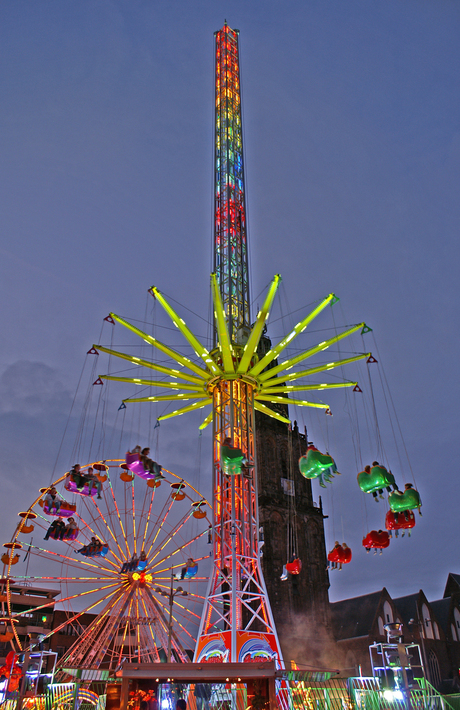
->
<box><xmin>254</xmin><ymin>401</ymin><xmax>290</xmax><ymax>424</ymax></box>
<box><xmin>261</xmin><ymin>353</ymin><xmax>371</xmax><ymax>387</ymax></box>
<box><xmin>237</xmin><ymin>274</ymin><xmax>281</xmax><ymax>374</ymax></box>
<box><xmin>257</xmin><ymin>394</ymin><xmax>330</xmax><ymax>410</ymax></box>
<box><xmin>123</xmin><ymin>394</ymin><xmax>207</xmax><ymax>404</ymax></box>
<box><xmin>110</xmin><ymin>313</ymin><xmax>210</xmax><ymax>379</ymax></box>
<box><xmin>150</xmin><ymin>286</ymin><xmax>221</xmax><ymax>376</ymax></box>
<box><xmin>248</xmin><ymin>293</ymin><xmax>336</xmax><ymax>377</ymax></box>
<box><xmin>258</xmin><ymin>323</ymin><xmax>366</xmax><ymax>383</ymax></box>
<box><xmin>199</xmin><ymin>411</ymin><xmax>213</xmax><ymax>430</ymax></box>
<box><xmin>261</xmin><ymin>382</ymin><xmax>357</xmax><ymax>394</ymax></box>
<box><xmin>211</xmin><ymin>273</ymin><xmax>234</xmax><ymax>373</ymax></box>
<box><xmin>100</xmin><ymin>375</ymin><xmax>205</xmax><ymax>391</ymax></box>
<box><xmin>95</xmin><ymin>345</ymin><xmax>205</xmax><ymax>384</ymax></box>
<box><xmin>157</xmin><ymin>399</ymin><xmax>212</xmax><ymax>422</ymax></box>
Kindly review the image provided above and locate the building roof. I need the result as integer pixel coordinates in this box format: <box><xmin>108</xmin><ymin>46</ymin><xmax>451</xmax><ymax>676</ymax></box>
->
<box><xmin>444</xmin><ymin>573</ymin><xmax>460</xmax><ymax>599</ymax></box>
<box><xmin>392</xmin><ymin>593</ymin><xmax>419</xmax><ymax>624</ymax></box>
<box><xmin>430</xmin><ymin>598</ymin><xmax>451</xmax><ymax>635</ymax></box>
<box><xmin>330</xmin><ymin>590</ymin><xmax>383</xmax><ymax>640</ymax></box>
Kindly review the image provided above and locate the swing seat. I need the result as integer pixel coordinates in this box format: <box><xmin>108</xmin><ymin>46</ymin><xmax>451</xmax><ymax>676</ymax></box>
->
<box><xmin>339</xmin><ymin>547</ymin><xmax>352</xmax><ymax>564</ymax></box>
<box><xmin>49</xmin><ymin>527</ymin><xmax>79</xmax><ymax>541</ymax></box>
<box><xmin>184</xmin><ymin>564</ymin><xmax>198</xmax><ymax>579</ymax></box>
<box><xmin>80</xmin><ymin>544</ymin><xmax>108</xmax><ymax>558</ymax></box>
<box><xmin>171</xmin><ymin>482</ymin><xmax>186</xmax><ymax>500</ymax></box>
<box><xmin>357</xmin><ymin>465</ymin><xmax>395</xmax><ymax>494</ymax></box>
<box><xmin>94</xmin><ymin>463</ymin><xmax>108</xmax><ymax>482</ymax></box>
<box><xmin>136</xmin><ymin>559</ymin><xmax>147</xmax><ymax>571</ymax></box>
<box><xmin>18</xmin><ymin>512</ymin><xmax>37</xmax><ymax>534</ymax></box>
<box><xmin>1</xmin><ymin>553</ymin><xmax>19</xmax><ymax>565</ymax></box>
<box><xmin>43</xmin><ymin>501</ymin><xmax>76</xmax><ymax>517</ymax></box>
<box><xmin>19</xmin><ymin>524</ymin><xmax>34</xmax><ymax>534</ymax></box>
<box><xmin>193</xmin><ymin>508</ymin><xmax>207</xmax><ymax>519</ymax></box>
<box><xmin>147</xmin><ymin>478</ymin><xmax>161</xmax><ymax>488</ymax></box>
<box><xmin>362</xmin><ymin>530</ymin><xmax>390</xmax><ymax>550</ymax></box>
<box><xmin>299</xmin><ymin>447</ymin><xmax>335</xmax><ymax>480</ymax></box>
<box><xmin>120</xmin><ymin>470</ymin><xmax>135</xmax><ymax>482</ymax></box>
<box><xmin>221</xmin><ymin>445</ymin><xmax>245</xmax><ymax>476</ymax></box>
<box><xmin>65</xmin><ymin>479</ymin><xmax>98</xmax><ymax>497</ymax></box>
<box><xmin>388</xmin><ymin>488</ymin><xmax>421</xmax><ymax>513</ymax></box>
<box><xmin>327</xmin><ymin>548</ymin><xmax>341</xmax><ymax>563</ymax></box>
<box><xmin>285</xmin><ymin>558</ymin><xmax>301</xmax><ymax>575</ymax></box>
<box><xmin>385</xmin><ymin>510</ymin><xmax>416</xmax><ymax>531</ymax></box>
<box><xmin>125</xmin><ymin>452</ymin><xmax>161</xmax><ymax>481</ymax></box>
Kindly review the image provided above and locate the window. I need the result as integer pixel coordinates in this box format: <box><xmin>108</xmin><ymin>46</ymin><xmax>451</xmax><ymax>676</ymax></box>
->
<box><xmin>428</xmin><ymin>649</ymin><xmax>441</xmax><ymax>689</ymax></box>
<box><xmin>378</xmin><ymin>616</ymin><xmax>385</xmax><ymax>636</ymax></box>
<box><xmin>383</xmin><ymin>601</ymin><xmax>393</xmax><ymax>624</ymax></box>
<box><xmin>454</xmin><ymin>608</ymin><xmax>460</xmax><ymax>631</ymax></box>
<box><xmin>422</xmin><ymin>604</ymin><xmax>434</xmax><ymax>639</ymax></box>
<box><xmin>451</xmin><ymin>623</ymin><xmax>457</xmax><ymax>641</ymax></box>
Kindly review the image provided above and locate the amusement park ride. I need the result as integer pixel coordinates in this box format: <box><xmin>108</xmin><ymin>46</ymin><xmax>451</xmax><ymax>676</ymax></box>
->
<box><xmin>1</xmin><ymin>20</ymin><xmax>425</xmax><ymax>710</ymax></box>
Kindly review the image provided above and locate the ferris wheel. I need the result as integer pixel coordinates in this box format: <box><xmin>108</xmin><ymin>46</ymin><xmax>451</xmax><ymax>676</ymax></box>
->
<box><xmin>2</xmin><ymin>460</ymin><xmax>211</xmax><ymax>671</ymax></box>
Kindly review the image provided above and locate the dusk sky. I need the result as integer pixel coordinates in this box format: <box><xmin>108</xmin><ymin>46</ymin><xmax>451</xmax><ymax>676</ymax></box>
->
<box><xmin>1</xmin><ymin>1</ymin><xmax>459</xmax><ymax>609</ymax></box>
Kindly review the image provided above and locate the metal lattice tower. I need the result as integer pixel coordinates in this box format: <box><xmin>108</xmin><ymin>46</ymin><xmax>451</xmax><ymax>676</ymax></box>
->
<box><xmin>194</xmin><ymin>23</ymin><xmax>283</xmax><ymax>665</ymax></box>
<box><xmin>213</xmin><ymin>22</ymin><xmax>250</xmax><ymax>346</ymax></box>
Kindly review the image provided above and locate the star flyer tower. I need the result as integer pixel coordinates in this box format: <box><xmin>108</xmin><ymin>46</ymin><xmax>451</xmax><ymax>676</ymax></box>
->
<box><xmin>97</xmin><ymin>21</ymin><xmax>370</xmax><ymax>666</ymax></box>
<box><xmin>194</xmin><ymin>22</ymin><xmax>282</xmax><ymax>664</ymax></box>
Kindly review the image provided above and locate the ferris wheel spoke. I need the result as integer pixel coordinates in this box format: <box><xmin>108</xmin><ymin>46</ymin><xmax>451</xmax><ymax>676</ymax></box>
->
<box><xmin>145</xmin><ymin>506</ymin><xmax>193</xmax><ymax>562</ymax></box>
<box><xmin>139</xmin><ymin>487</ymin><xmax>157</xmax><ymax>553</ymax></box>
<box><xmin>80</xmin><ymin>484</ymin><xmax>126</xmax><ymax>562</ymax></box>
<box><xmin>27</xmin><ymin>544</ymin><xmax>115</xmax><ymax>576</ymax></box>
<box><xmin>149</xmin><ymin>527</ymin><xmax>207</xmax><ymax>573</ymax></box>
<box><xmin>143</xmin><ymin>496</ymin><xmax>176</xmax><ymax>554</ymax></box>
<box><xmin>115</xmin><ymin>598</ymin><xmax>135</xmax><ymax>668</ymax></box>
<box><xmin>12</xmin><ymin>575</ymin><xmax>116</xmax><ymax>584</ymax></box>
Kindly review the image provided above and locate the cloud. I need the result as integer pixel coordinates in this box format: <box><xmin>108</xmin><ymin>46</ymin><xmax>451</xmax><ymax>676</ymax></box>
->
<box><xmin>0</xmin><ymin>360</ymin><xmax>72</xmax><ymax>415</ymax></box>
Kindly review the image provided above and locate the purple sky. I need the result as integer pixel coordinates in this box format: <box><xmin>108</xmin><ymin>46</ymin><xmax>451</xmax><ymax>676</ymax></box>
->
<box><xmin>1</xmin><ymin>1</ymin><xmax>459</xmax><ymax>606</ymax></box>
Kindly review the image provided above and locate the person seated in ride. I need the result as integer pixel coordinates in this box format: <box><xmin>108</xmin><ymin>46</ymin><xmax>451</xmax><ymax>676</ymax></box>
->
<box><xmin>337</xmin><ymin>542</ymin><xmax>350</xmax><ymax>570</ymax></box>
<box><xmin>140</xmin><ymin>447</ymin><xmax>164</xmax><ymax>479</ymax></box>
<box><xmin>280</xmin><ymin>554</ymin><xmax>301</xmax><ymax>580</ymax></box>
<box><xmin>393</xmin><ymin>482</ymin><xmax>421</xmax><ymax>519</ymax></box>
<box><xmin>69</xmin><ymin>464</ymin><xmax>87</xmax><ymax>490</ymax></box>
<box><xmin>120</xmin><ymin>553</ymin><xmax>138</xmax><ymax>573</ymax></box>
<box><xmin>93</xmin><ymin>539</ymin><xmax>103</xmax><ymax>555</ymax></box>
<box><xmin>137</xmin><ymin>550</ymin><xmax>148</xmax><ymax>570</ymax></box>
<box><xmin>44</xmin><ymin>517</ymin><xmax>65</xmax><ymax>540</ymax></box>
<box><xmin>326</xmin><ymin>541</ymin><xmax>342</xmax><ymax>570</ymax></box>
<box><xmin>60</xmin><ymin>517</ymin><xmax>77</xmax><ymax>540</ymax></box>
<box><xmin>359</xmin><ymin>462</ymin><xmax>396</xmax><ymax>502</ymax></box>
<box><xmin>221</xmin><ymin>437</ymin><xmax>250</xmax><ymax>476</ymax></box>
<box><xmin>77</xmin><ymin>536</ymin><xmax>98</xmax><ymax>556</ymax></box>
<box><xmin>177</xmin><ymin>558</ymin><xmax>197</xmax><ymax>580</ymax></box>
<box><xmin>44</xmin><ymin>486</ymin><xmax>61</xmax><ymax>513</ymax></box>
<box><xmin>85</xmin><ymin>467</ymin><xmax>102</xmax><ymax>499</ymax></box>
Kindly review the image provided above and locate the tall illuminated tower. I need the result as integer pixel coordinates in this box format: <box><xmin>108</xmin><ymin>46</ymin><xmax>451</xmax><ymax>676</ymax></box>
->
<box><xmin>213</xmin><ymin>22</ymin><xmax>250</xmax><ymax>345</ymax></box>
<box><xmin>194</xmin><ymin>22</ymin><xmax>283</xmax><ymax>664</ymax></box>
